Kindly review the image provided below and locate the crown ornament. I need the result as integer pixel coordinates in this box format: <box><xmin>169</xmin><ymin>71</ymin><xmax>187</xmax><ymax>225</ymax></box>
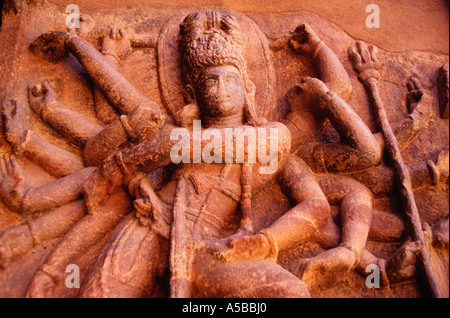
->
<box><xmin>179</xmin><ymin>11</ymin><xmax>248</xmax><ymax>86</ymax></box>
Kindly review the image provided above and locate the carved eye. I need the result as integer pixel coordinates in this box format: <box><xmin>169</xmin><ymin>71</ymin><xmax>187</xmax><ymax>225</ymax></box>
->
<box><xmin>225</xmin><ymin>77</ymin><xmax>236</xmax><ymax>84</ymax></box>
<box><xmin>205</xmin><ymin>78</ymin><xmax>217</xmax><ymax>86</ymax></box>
<box><xmin>225</xmin><ymin>76</ymin><xmax>240</xmax><ymax>86</ymax></box>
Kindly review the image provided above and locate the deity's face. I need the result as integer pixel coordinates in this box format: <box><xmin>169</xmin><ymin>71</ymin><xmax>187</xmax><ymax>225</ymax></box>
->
<box><xmin>195</xmin><ymin>65</ymin><xmax>245</xmax><ymax>119</ymax></box>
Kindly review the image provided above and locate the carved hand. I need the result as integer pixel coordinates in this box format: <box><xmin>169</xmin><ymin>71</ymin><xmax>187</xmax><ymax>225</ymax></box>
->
<box><xmin>349</xmin><ymin>41</ymin><xmax>381</xmax><ymax>83</ymax></box>
<box><xmin>289</xmin><ymin>23</ymin><xmax>321</xmax><ymax>56</ymax></box>
<box><xmin>29</xmin><ymin>31</ymin><xmax>72</xmax><ymax>61</ymax></box>
<box><xmin>101</xmin><ymin>28</ymin><xmax>131</xmax><ymax>61</ymax></box>
<box><xmin>2</xmin><ymin>99</ymin><xmax>27</xmax><ymax>149</ymax></box>
<box><xmin>406</xmin><ymin>77</ymin><xmax>424</xmax><ymax>112</ymax></box>
<box><xmin>217</xmin><ymin>233</ymin><xmax>271</xmax><ymax>262</ymax></box>
<box><xmin>0</xmin><ymin>154</ymin><xmax>27</xmax><ymax>212</ymax></box>
<box><xmin>121</xmin><ymin>103</ymin><xmax>162</xmax><ymax>142</ymax></box>
<box><xmin>131</xmin><ymin>175</ymin><xmax>163</xmax><ymax>227</ymax></box>
<box><xmin>0</xmin><ymin>225</ymin><xmax>33</xmax><ymax>270</ymax></box>
<box><xmin>287</xmin><ymin>77</ymin><xmax>329</xmax><ymax>113</ymax></box>
<box><xmin>384</xmin><ymin>239</ymin><xmax>423</xmax><ymax>285</ymax></box>
<box><xmin>67</xmin><ymin>14</ymin><xmax>94</xmax><ymax>38</ymax></box>
<box><xmin>27</xmin><ymin>81</ymin><xmax>58</xmax><ymax>118</ymax></box>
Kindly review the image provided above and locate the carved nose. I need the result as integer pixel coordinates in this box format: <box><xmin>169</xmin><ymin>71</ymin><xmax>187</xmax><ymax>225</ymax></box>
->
<box><xmin>217</xmin><ymin>78</ymin><xmax>229</xmax><ymax>97</ymax></box>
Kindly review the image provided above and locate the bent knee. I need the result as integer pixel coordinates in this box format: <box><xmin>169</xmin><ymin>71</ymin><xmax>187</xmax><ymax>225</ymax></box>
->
<box><xmin>358</xmin><ymin>140</ymin><xmax>383</xmax><ymax>170</ymax></box>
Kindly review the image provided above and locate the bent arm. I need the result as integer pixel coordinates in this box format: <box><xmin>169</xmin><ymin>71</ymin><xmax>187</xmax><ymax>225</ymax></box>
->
<box><xmin>36</xmin><ymin>99</ymin><xmax>103</xmax><ymax>148</ymax></box>
<box><xmin>297</xmin><ymin>91</ymin><xmax>382</xmax><ymax>173</ymax></box>
<box><xmin>16</xmin><ymin>130</ymin><xmax>85</xmax><ymax>178</ymax></box>
<box><xmin>83</xmin><ymin>101</ymin><xmax>164</xmax><ymax>166</ymax></box>
<box><xmin>22</xmin><ymin>167</ymin><xmax>95</xmax><ymax>214</ymax></box>
<box><xmin>290</xmin><ymin>24</ymin><xmax>352</xmax><ymax>101</ymax></box>
<box><xmin>312</xmin><ymin>41</ymin><xmax>352</xmax><ymax>101</ymax></box>
<box><xmin>65</xmin><ymin>34</ymin><xmax>156</xmax><ymax>116</ymax></box>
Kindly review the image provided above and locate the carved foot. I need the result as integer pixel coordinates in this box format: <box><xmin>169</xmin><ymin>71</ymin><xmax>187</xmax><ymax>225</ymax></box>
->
<box><xmin>0</xmin><ymin>225</ymin><xmax>33</xmax><ymax>270</ymax></box>
<box><xmin>383</xmin><ymin>239</ymin><xmax>423</xmax><ymax>285</ymax></box>
<box><xmin>291</xmin><ymin>246</ymin><xmax>356</xmax><ymax>291</ymax></box>
<box><xmin>217</xmin><ymin>233</ymin><xmax>272</xmax><ymax>262</ymax></box>
<box><xmin>26</xmin><ymin>268</ymin><xmax>59</xmax><ymax>298</ymax></box>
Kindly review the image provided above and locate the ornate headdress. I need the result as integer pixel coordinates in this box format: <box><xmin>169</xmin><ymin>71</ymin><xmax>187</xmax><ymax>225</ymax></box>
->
<box><xmin>179</xmin><ymin>11</ymin><xmax>247</xmax><ymax>86</ymax></box>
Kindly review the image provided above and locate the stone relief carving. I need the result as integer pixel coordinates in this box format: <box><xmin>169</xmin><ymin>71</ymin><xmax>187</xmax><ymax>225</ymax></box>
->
<box><xmin>0</xmin><ymin>1</ymin><xmax>448</xmax><ymax>298</ymax></box>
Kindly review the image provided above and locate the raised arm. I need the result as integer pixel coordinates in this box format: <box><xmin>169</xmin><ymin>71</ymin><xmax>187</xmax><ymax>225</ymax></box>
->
<box><xmin>28</xmin><ymin>83</ymin><xmax>103</xmax><ymax>148</ymax></box>
<box><xmin>0</xmin><ymin>154</ymin><xmax>94</xmax><ymax>215</ymax></box>
<box><xmin>291</xmin><ymin>77</ymin><xmax>383</xmax><ymax>173</ymax></box>
<box><xmin>3</xmin><ymin>99</ymin><xmax>85</xmax><ymax>178</ymax></box>
<box><xmin>29</xmin><ymin>31</ymin><xmax>162</xmax><ymax>117</ymax></box>
<box><xmin>29</xmin><ymin>31</ymin><xmax>167</xmax><ymax>165</ymax></box>
<box><xmin>91</xmin><ymin>29</ymin><xmax>126</xmax><ymax>124</ymax></box>
<box><xmin>290</xmin><ymin>24</ymin><xmax>352</xmax><ymax>101</ymax></box>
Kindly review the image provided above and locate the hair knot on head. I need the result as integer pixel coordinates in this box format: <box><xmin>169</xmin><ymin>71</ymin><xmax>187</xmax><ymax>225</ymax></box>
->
<box><xmin>179</xmin><ymin>11</ymin><xmax>247</xmax><ymax>86</ymax></box>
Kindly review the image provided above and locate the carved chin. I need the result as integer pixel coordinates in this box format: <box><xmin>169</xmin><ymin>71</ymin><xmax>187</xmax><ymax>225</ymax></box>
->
<box><xmin>204</xmin><ymin>102</ymin><xmax>242</xmax><ymax>117</ymax></box>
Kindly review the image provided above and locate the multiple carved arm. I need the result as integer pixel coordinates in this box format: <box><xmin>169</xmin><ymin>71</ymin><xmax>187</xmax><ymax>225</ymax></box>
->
<box><xmin>286</xmin><ymin>26</ymin><xmax>382</xmax><ymax>173</ymax></box>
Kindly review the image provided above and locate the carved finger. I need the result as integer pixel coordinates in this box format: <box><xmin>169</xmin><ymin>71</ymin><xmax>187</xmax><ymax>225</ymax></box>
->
<box><xmin>30</xmin><ymin>84</ymin><xmax>43</xmax><ymax>97</ymax></box>
<box><xmin>41</xmin><ymin>81</ymin><xmax>53</xmax><ymax>95</ymax></box>
<box><xmin>110</xmin><ymin>28</ymin><xmax>115</xmax><ymax>39</ymax></box>
<box><xmin>411</xmin><ymin>77</ymin><xmax>424</xmax><ymax>92</ymax></box>
<box><xmin>133</xmin><ymin>198</ymin><xmax>153</xmax><ymax>219</ymax></box>
<box><xmin>407</xmin><ymin>80</ymin><xmax>415</xmax><ymax>92</ymax></box>
<box><xmin>356</xmin><ymin>41</ymin><xmax>371</xmax><ymax>64</ymax></box>
<box><xmin>368</xmin><ymin>44</ymin><xmax>379</xmax><ymax>64</ymax></box>
<box><xmin>348</xmin><ymin>46</ymin><xmax>362</xmax><ymax>69</ymax></box>
<box><xmin>3</xmin><ymin>100</ymin><xmax>15</xmax><ymax>120</ymax></box>
<box><xmin>118</xmin><ymin>28</ymin><xmax>124</xmax><ymax>38</ymax></box>
<box><xmin>10</xmin><ymin>154</ymin><xmax>20</xmax><ymax>172</ymax></box>
<box><xmin>4</xmin><ymin>153</ymin><xmax>12</xmax><ymax>173</ymax></box>
<box><xmin>0</xmin><ymin>155</ymin><xmax>6</xmax><ymax>178</ymax></box>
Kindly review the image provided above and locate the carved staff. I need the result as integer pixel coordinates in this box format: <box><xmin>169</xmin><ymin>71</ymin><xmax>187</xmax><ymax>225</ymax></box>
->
<box><xmin>350</xmin><ymin>41</ymin><xmax>443</xmax><ymax>298</ymax></box>
<box><xmin>169</xmin><ymin>176</ymin><xmax>191</xmax><ymax>298</ymax></box>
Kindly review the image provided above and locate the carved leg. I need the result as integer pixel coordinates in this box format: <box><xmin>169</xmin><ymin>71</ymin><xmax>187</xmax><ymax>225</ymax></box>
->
<box><xmin>25</xmin><ymin>190</ymin><xmax>131</xmax><ymax>298</ymax></box>
<box><xmin>191</xmin><ymin>253</ymin><xmax>311</xmax><ymax>298</ymax></box>
<box><xmin>358</xmin><ymin>240</ymin><xmax>423</xmax><ymax>286</ymax></box>
<box><xmin>0</xmin><ymin>200</ymin><xmax>86</xmax><ymax>270</ymax></box>
<box><xmin>350</xmin><ymin>146</ymin><xmax>449</xmax><ymax>198</ymax></box>
<box><xmin>79</xmin><ymin>213</ymin><xmax>169</xmax><ymax>298</ymax></box>
<box><xmin>290</xmin><ymin>174</ymin><xmax>373</xmax><ymax>291</ymax></box>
